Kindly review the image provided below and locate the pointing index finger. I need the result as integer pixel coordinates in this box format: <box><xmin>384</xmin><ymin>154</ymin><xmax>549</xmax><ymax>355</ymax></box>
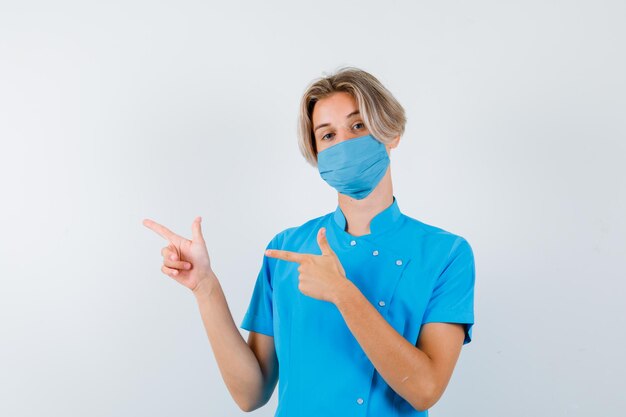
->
<box><xmin>265</xmin><ymin>249</ymin><xmax>308</xmax><ymax>263</ymax></box>
<box><xmin>143</xmin><ymin>218</ymin><xmax>178</xmax><ymax>241</ymax></box>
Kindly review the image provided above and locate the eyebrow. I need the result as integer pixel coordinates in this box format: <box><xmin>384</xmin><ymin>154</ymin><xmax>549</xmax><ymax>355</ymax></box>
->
<box><xmin>313</xmin><ymin>110</ymin><xmax>360</xmax><ymax>132</ymax></box>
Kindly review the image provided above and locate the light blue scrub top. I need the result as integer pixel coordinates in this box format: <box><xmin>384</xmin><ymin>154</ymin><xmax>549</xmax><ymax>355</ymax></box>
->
<box><xmin>240</xmin><ymin>195</ymin><xmax>475</xmax><ymax>416</ymax></box>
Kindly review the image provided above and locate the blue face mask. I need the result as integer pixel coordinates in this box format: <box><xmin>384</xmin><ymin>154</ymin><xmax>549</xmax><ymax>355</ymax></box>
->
<box><xmin>317</xmin><ymin>134</ymin><xmax>390</xmax><ymax>200</ymax></box>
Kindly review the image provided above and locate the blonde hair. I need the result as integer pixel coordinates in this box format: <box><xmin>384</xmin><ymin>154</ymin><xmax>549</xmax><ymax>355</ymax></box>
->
<box><xmin>297</xmin><ymin>66</ymin><xmax>407</xmax><ymax>167</ymax></box>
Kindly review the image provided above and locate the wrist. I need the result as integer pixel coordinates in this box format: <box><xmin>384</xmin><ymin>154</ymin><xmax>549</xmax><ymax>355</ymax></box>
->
<box><xmin>192</xmin><ymin>271</ymin><xmax>219</xmax><ymax>298</ymax></box>
<box><xmin>332</xmin><ymin>277</ymin><xmax>356</xmax><ymax>307</ymax></box>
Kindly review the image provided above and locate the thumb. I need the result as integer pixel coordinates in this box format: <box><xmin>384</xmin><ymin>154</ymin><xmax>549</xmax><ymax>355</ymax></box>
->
<box><xmin>317</xmin><ymin>227</ymin><xmax>335</xmax><ymax>256</ymax></box>
<box><xmin>192</xmin><ymin>216</ymin><xmax>205</xmax><ymax>244</ymax></box>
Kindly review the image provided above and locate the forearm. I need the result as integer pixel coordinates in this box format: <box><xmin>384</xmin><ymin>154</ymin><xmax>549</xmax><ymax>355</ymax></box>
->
<box><xmin>193</xmin><ymin>272</ymin><xmax>265</xmax><ymax>411</ymax></box>
<box><xmin>332</xmin><ymin>279</ymin><xmax>435</xmax><ymax>411</ymax></box>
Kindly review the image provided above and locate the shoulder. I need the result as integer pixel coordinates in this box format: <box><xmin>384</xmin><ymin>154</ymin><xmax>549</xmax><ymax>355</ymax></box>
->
<box><xmin>396</xmin><ymin>215</ymin><xmax>475</xmax><ymax>293</ymax></box>
<box><xmin>400</xmin><ymin>214</ymin><xmax>474</xmax><ymax>261</ymax></box>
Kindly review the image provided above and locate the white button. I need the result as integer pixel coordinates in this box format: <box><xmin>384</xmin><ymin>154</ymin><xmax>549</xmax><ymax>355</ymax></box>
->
<box><xmin>372</xmin><ymin>250</ymin><xmax>379</xmax><ymax>256</ymax></box>
<box><xmin>356</xmin><ymin>398</ymin><xmax>364</xmax><ymax>405</ymax></box>
<box><xmin>378</xmin><ymin>300</ymin><xmax>386</xmax><ymax>307</ymax></box>
<box><xmin>350</xmin><ymin>240</ymin><xmax>357</xmax><ymax>246</ymax></box>
<box><xmin>396</xmin><ymin>259</ymin><xmax>403</xmax><ymax>266</ymax></box>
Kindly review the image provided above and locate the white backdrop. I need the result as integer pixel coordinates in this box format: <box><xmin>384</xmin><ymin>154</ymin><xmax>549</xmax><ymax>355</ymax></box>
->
<box><xmin>1</xmin><ymin>1</ymin><xmax>625</xmax><ymax>416</ymax></box>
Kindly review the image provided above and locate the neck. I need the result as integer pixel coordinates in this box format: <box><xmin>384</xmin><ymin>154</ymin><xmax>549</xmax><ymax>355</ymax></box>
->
<box><xmin>337</xmin><ymin>165</ymin><xmax>394</xmax><ymax>237</ymax></box>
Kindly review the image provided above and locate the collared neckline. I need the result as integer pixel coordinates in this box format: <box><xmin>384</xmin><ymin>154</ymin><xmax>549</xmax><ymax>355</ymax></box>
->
<box><xmin>332</xmin><ymin>195</ymin><xmax>403</xmax><ymax>238</ymax></box>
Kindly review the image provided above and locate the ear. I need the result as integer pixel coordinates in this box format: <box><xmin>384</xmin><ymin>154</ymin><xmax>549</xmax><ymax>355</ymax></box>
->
<box><xmin>386</xmin><ymin>135</ymin><xmax>401</xmax><ymax>154</ymax></box>
<box><xmin>389</xmin><ymin>134</ymin><xmax>401</xmax><ymax>149</ymax></box>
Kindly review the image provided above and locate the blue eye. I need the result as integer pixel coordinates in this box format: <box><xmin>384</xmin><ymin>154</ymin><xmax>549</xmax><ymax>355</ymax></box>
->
<box><xmin>353</xmin><ymin>122</ymin><xmax>365</xmax><ymax>130</ymax></box>
<box><xmin>322</xmin><ymin>133</ymin><xmax>334</xmax><ymax>141</ymax></box>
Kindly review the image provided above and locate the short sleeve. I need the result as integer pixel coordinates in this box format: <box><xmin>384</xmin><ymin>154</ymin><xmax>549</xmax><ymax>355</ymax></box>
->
<box><xmin>422</xmin><ymin>237</ymin><xmax>476</xmax><ymax>345</ymax></box>
<box><xmin>240</xmin><ymin>236</ymin><xmax>278</xmax><ymax>337</ymax></box>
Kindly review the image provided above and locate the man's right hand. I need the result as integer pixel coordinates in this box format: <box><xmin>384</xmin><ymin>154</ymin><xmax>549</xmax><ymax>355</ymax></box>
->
<box><xmin>142</xmin><ymin>216</ymin><xmax>216</xmax><ymax>293</ymax></box>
